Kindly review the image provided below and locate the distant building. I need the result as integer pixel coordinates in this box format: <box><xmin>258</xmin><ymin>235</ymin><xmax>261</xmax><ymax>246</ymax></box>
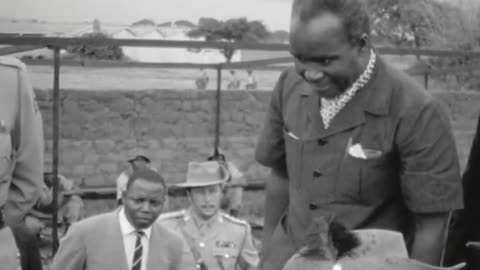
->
<box><xmin>111</xmin><ymin>23</ymin><xmax>241</xmax><ymax>63</ymax></box>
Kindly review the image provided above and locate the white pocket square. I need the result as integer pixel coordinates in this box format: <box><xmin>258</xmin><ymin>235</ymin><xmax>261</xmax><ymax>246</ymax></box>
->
<box><xmin>348</xmin><ymin>143</ymin><xmax>382</xmax><ymax>160</ymax></box>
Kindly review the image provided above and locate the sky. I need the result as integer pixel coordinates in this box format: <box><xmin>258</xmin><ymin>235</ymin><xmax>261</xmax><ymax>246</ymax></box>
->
<box><xmin>1</xmin><ymin>0</ymin><xmax>293</xmax><ymax>31</ymax></box>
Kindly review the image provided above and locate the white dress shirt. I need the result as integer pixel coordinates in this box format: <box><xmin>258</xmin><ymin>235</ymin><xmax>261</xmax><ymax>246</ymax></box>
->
<box><xmin>119</xmin><ymin>208</ymin><xmax>152</xmax><ymax>270</ymax></box>
<box><xmin>116</xmin><ymin>172</ymin><xmax>129</xmax><ymax>200</ymax></box>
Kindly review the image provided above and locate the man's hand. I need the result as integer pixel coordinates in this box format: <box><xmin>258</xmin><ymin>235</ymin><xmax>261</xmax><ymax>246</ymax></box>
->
<box><xmin>261</xmin><ymin>167</ymin><xmax>289</xmax><ymax>258</ymax></box>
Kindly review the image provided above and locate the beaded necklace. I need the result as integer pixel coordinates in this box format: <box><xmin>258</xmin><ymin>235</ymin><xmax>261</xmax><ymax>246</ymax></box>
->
<box><xmin>320</xmin><ymin>50</ymin><xmax>376</xmax><ymax>129</ymax></box>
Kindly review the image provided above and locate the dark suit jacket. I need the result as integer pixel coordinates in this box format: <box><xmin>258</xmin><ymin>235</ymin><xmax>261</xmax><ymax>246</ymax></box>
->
<box><xmin>444</xmin><ymin>114</ymin><xmax>480</xmax><ymax>269</ymax></box>
<box><xmin>462</xmin><ymin>114</ymin><xmax>480</xmax><ymax>269</ymax></box>
<box><xmin>51</xmin><ymin>210</ymin><xmax>183</xmax><ymax>270</ymax></box>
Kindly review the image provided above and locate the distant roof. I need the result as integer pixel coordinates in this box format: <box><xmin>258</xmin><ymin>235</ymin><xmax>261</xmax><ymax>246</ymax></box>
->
<box><xmin>114</xmin><ymin>27</ymin><xmax>166</xmax><ymax>38</ymax></box>
<box><xmin>157</xmin><ymin>20</ymin><xmax>196</xmax><ymax>28</ymax></box>
<box><xmin>174</xmin><ymin>20</ymin><xmax>196</xmax><ymax>28</ymax></box>
<box><xmin>131</xmin><ymin>19</ymin><xmax>156</xmax><ymax>27</ymax></box>
<box><xmin>157</xmin><ymin>22</ymin><xmax>172</xmax><ymax>27</ymax></box>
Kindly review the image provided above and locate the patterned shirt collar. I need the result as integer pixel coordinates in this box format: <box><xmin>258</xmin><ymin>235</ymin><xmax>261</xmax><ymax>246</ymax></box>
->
<box><xmin>320</xmin><ymin>49</ymin><xmax>377</xmax><ymax>129</ymax></box>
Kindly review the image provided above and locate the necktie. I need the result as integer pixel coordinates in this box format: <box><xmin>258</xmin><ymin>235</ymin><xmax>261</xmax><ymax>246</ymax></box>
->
<box><xmin>132</xmin><ymin>231</ymin><xmax>144</xmax><ymax>270</ymax></box>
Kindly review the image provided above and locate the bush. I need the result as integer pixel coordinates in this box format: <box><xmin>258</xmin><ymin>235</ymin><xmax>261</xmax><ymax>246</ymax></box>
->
<box><xmin>67</xmin><ymin>32</ymin><xmax>124</xmax><ymax>60</ymax></box>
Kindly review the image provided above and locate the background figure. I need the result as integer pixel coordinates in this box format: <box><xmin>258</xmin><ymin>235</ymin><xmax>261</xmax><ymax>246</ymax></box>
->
<box><xmin>52</xmin><ymin>166</ymin><xmax>183</xmax><ymax>270</ymax></box>
<box><xmin>116</xmin><ymin>154</ymin><xmax>151</xmax><ymax>205</ymax></box>
<box><xmin>245</xmin><ymin>69</ymin><xmax>257</xmax><ymax>90</ymax></box>
<box><xmin>0</xmin><ymin>56</ymin><xmax>44</xmax><ymax>269</ymax></box>
<box><xmin>195</xmin><ymin>68</ymin><xmax>209</xmax><ymax>90</ymax></box>
<box><xmin>158</xmin><ymin>161</ymin><xmax>259</xmax><ymax>270</ymax></box>
<box><xmin>255</xmin><ymin>1</ymin><xmax>463</xmax><ymax>269</ymax></box>
<box><xmin>25</xmin><ymin>173</ymin><xmax>84</xmax><ymax>238</ymax></box>
<box><xmin>227</xmin><ymin>70</ymin><xmax>240</xmax><ymax>90</ymax></box>
<box><xmin>207</xmin><ymin>151</ymin><xmax>246</xmax><ymax>217</ymax></box>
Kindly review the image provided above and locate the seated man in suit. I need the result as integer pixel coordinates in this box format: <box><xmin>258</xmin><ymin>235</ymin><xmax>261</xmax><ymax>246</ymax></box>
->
<box><xmin>26</xmin><ymin>173</ymin><xmax>85</xmax><ymax>237</ymax></box>
<box><xmin>158</xmin><ymin>161</ymin><xmax>259</xmax><ymax>270</ymax></box>
<box><xmin>52</xmin><ymin>166</ymin><xmax>184</xmax><ymax>270</ymax></box>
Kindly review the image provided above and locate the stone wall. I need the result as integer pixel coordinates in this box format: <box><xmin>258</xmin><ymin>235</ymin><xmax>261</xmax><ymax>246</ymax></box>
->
<box><xmin>35</xmin><ymin>89</ymin><xmax>271</xmax><ymax>187</ymax></box>
<box><xmin>35</xmin><ymin>89</ymin><xmax>480</xmax><ymax>188</ymax></box>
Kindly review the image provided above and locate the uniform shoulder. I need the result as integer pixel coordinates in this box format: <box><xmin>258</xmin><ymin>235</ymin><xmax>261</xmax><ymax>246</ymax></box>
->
<box><xmin>0</xmin><ymin>57</ymin><xmax>26</xmax><ymax>71</ymax></box>
<box><xmin>157</xmin><ymin>209</ymin><xmax>186</xmax><ymax>221</ymax></box>
<box><xmin>222</xmin><ymin>213</ymin><xmax>249</xmax><ymax>227</ymax></box>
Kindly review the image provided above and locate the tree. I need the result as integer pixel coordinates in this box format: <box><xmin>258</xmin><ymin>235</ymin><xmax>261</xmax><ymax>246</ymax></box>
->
<box><xmin>270</xmin><ymin>30</ymin><xmax>290</xmax><ymax>43</ymax></box>
<box><xmin>188</xmin><ymin>17</ymin><xmax>271</xmax><ymax>62</ymax></box>
<box><xmin>67</xmin><ymin>32</ymin><xmax>124</xmax><ymax>60</ymax></box>
<box><xmin>368</xmin><ymin>0</ymin><xmax>480</xmax><ymax>90</ymax></box>
<box><xmin>367</xmin><ymin>0</ymin><xmax>448</xmax><ymax>49</ymax></box>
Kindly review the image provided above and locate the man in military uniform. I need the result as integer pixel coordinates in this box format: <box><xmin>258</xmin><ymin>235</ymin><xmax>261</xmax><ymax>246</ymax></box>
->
<box><xmin>207</xmin><ymin>150</ymin><xmax>247</xmax><ymax>217</ymax></box>
<box><xmin>255</xmin><ymin>1</ymin><xmax>463</xmax><ymax>269</ymax></box>
<box><xmin>0</xmin><ymin>56</ymin><xmax>44</xmax><ymax>269</ymax></box>
<box><xmin>158</xmin><ymin>161</ymin><xmax>259</xmax><ymax>270</ymax></box>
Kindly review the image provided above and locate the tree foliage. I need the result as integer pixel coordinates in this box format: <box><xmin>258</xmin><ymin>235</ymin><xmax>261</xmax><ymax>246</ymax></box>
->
<box><xmin>368</xmin><ymin>0</ymin><xmax>480</xmax><ymax>90</ymax></box>
<box><xmin>188</xmin><ymin>17</ymin><xmax>271</xmax><ymax>62</ymax></box>
<box><xmin>367</xmin><ymin>0</ymin><xmax>448</xmax><ymax>48</ymax></box>
<box><xmin>67</xmin><ymin>32</ymin><xmax>124</xmax><ymax>60</ymax></box>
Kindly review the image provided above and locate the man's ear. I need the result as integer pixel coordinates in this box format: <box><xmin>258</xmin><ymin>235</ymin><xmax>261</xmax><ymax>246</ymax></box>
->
<box><xmin>359</xmin><ymin>33</ymin><xmax>370</xmax><ymax>51</ymax></box>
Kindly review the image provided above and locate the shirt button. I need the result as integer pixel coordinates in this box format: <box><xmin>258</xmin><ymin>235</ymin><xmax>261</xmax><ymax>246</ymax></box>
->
<box><xmin>199</xmin><ymin>242</ymin><xmax>205</xmax><ymax>248</ymax></box>
<box><xmin>313</xmin><ymin>170</ymin><xmax>323</xmax><ymax>177</ymax></box>
<box><xmin>317</xmin><ymin>139</ymin><xmax>327</xmax><ymax>146</ymax></box>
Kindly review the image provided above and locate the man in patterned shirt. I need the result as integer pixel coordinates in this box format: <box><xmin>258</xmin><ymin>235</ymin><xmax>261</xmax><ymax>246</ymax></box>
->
<box><xmin>255</xmin><ymin>1</ymin><xmax>463</xmax><ymax>269</ymax></box>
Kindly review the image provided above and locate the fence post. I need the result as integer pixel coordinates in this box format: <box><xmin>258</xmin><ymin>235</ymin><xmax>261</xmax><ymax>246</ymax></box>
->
<box><xmin>214</xmin><ymin>64</ymin><xmax>223</xmax><ymax>155</ymax></box>
<box><xmin>424</xmin><ymin>71</ymin><xmax>429</xmax><ymax>90</ymax></box>
<box><xmin>51</xmin><ymin>46</ymin><xmax>61</xmax><ymax>253</ymax></box>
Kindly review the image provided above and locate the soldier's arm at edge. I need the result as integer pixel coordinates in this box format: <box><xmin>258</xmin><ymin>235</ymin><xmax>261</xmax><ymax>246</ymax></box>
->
<box><xmin>7</xmin><ymin>67</ymin><xmax>44</xmax><ymax>224</ymax></box>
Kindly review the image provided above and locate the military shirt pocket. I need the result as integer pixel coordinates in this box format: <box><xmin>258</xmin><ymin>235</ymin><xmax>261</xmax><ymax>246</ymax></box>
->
<box><xmin>213</xmin><ymin>246</ymin><xmax>239</xmax><ymax>270</ymax></box>
<box><xmin>0</xmin><ymin>132</ymin><xmax>13</xmax><ymax>181</ymax></box>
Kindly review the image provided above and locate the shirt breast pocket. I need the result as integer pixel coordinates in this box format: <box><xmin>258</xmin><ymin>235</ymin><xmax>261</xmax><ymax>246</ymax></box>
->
<box><xmin>339</xmin><ymin>153</ymin><xmax>396</xmax><ymax>205</ymax></box>
<box><xmin>0</xmin><ymin>133</ymin><xmax>13</xmax><ymax>181</ymax></box>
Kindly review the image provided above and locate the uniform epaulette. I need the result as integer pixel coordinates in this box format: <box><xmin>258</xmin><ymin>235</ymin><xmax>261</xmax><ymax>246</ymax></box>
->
<box><xmin>0</xmin><ymin>56</ymin><xmax>26</xmax><ymax>71</ymax></box>
<box><xmin>222</xmin><ymin>213</ymin><xmax>249</xmax><ymax>226</ymax></box>
<box><xmin>158</xmin><ymin>210</ymin><xmax>186</xmax><ymax>220</ymax></box>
